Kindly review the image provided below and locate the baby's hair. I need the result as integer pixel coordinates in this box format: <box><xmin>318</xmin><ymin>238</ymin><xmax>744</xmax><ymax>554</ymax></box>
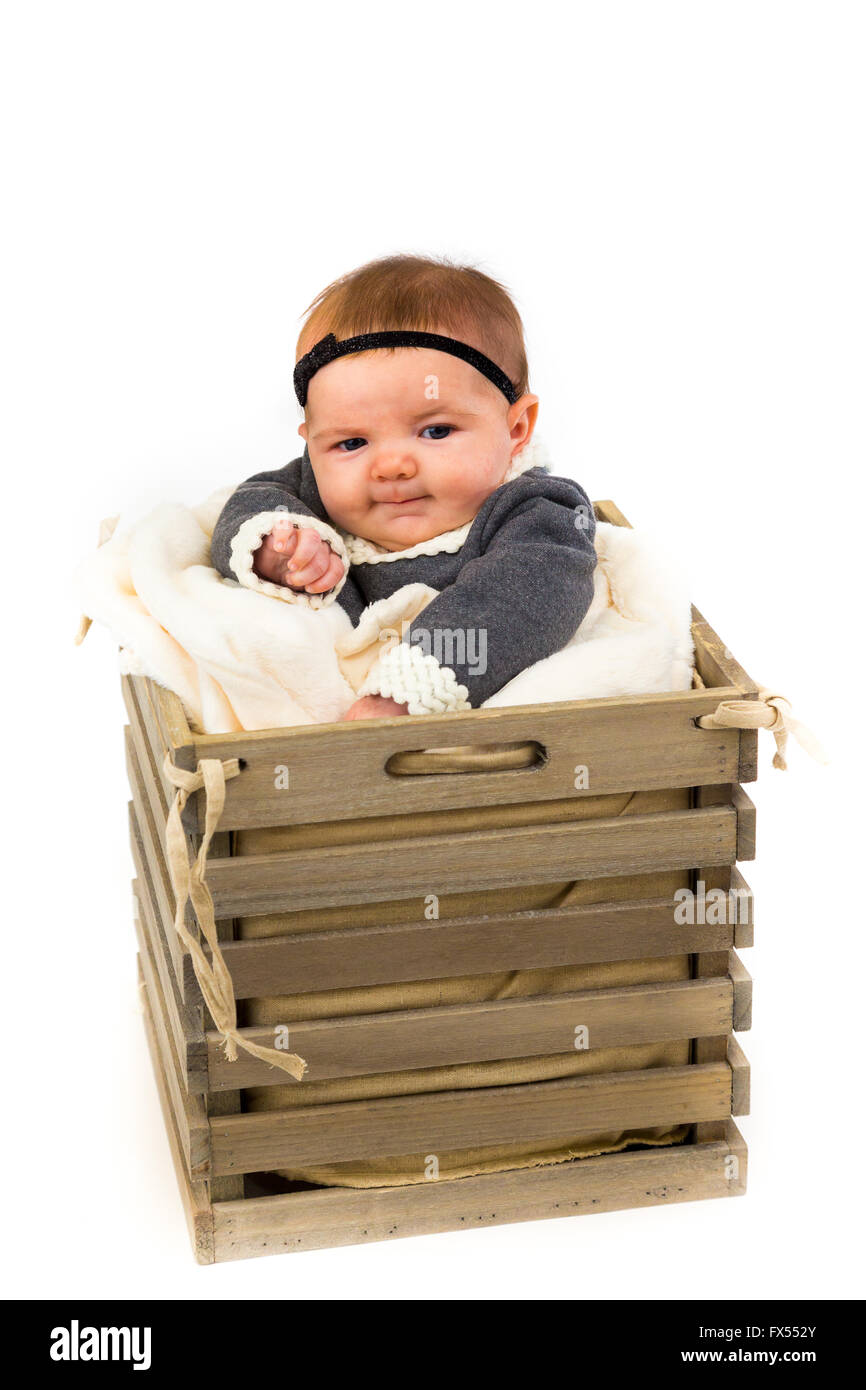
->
<box><xmin>296</xmin><ymin>254</ymin><xmax>530</xmax><ymax>397</ymax></box>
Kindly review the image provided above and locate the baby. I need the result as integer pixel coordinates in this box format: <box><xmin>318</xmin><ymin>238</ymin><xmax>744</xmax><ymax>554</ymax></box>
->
<box><xmin>211</xmin><ymin>255</ymin><xmax>597</xmax><ymax>719</ymax></box>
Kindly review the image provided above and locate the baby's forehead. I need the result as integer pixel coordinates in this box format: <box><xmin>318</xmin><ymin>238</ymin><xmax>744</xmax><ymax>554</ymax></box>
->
<box><xmin>305</xmin><ymin>347</ymin><xmax>503</xmax><ymax>419</ymax></box>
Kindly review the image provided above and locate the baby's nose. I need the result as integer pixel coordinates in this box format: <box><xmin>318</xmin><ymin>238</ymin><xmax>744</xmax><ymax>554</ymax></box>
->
<box><xmin>371</xmin><ymin>450</ymin><xmax>418</xmax><ymax>478</ymax></box>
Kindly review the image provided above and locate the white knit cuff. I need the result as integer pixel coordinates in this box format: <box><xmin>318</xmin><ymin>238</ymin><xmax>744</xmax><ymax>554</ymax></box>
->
<box><xmin>228</xmin><ymin>511</ymin><xmax>349</xmax><ymax>609</ymax></box>
<box><xmin>360</xmin><ymin>643</ymin><xmax>471</xmax><ymax>716</ymax></box>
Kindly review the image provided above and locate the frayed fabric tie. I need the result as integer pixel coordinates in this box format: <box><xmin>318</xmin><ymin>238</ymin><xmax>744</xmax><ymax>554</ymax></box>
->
<box><xmin>697</xmin><ymin>687</ymin><xmax>828</xmax><ymax>771</ymax></box>
<box><xmin>162</xmin><ymin>753</ymin><xmax>307</xmax><ymax>1080</ymax></box>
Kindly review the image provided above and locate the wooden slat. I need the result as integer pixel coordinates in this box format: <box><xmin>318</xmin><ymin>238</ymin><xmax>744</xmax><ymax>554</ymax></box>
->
<box><xmin>215</xmin><ymin>895</ymin><xmax>739</xmax><ymax>1001</ymax></box>
<box><xmin>130</xmin><ymin>674</ymin><xmax>235</xmax><ymax>871</ymax></box>
<box><xmin>129</xmin><ymin>730</ymin><xmax>244</xmax><ymax>1190</ymax></box>
<box><xmin>732</xmin><ymin>785</ymin><xmax>757</xmax><ymax>860</ymax></box>
<box><xmin>123</xmin><ymin>675</ymin><xmax>178</xmax><ymax>813</ymax></box>
<box><xmin>127</xmin><ymin>785</ymin><xmax>184</xmax><ymax>993</ymax></box>
<box><xmin>203</xmin><ymin>805</ymin><xmax>737</xmax><ymax>916</ymax></box>
<box><xmin>731</xmin><ymin>867</ymin><xmax>754</xmax><ymax>948</ymax></box>
<box><xmin>727</xmin><ymin>1035</ymin><xmax>751</xmax><ymax>1115</ymax></box>
<box><xmin>127</xmin><ymin>680</ymin><xmax>230</xmax><ymax>868</ymax></box>
<box><xmin>126</xmin><ymin>732</ymin><xmax>203</xmax><ymax>1009</ymax></box>
<box><xmin>592</xmin><ymin>499</ymin><xmax>632</xmax><ymax>528</ymax></box>
<box><xmin>123</xmin><ymin>711</ymin><xmax>171</xmax><ymax>879</ymax></box>
<box><xmin>133</xmin><ymin>878</ymin><xmax>207</xmax><ymax>1093</ymax></box>
<box><xmin>689</xmin><ymin>820</ymin><xmax>733</xmax><ymax>1139</ymax></box>
<box><xmin>680</xmin><ymin>857</ymin><xmax>752</xmax><ymax>950</ymax></box>
<box><xmin>210</xmin><ymin>1118</ymin><xmax>747</xmax><ymax>1261</ymax></box>
<box><xmin>124</xmin><ymin>681</ymin><xmax>247</xmax><ymax>1194</ymax></box>
<box><xmin>139</xmin><ymin>979</ymin><xmax>215</xmax><ymax>1264</ymax></box>
<box><xmin>140</xmin><ymin>675</ymin><xmax>196</xmax><ymax>768</ymax></box>
<box><xmin>690</xmin><ymin>607</ymin><xmax>759</xmax><ymax>699</ymax></box>
<box><xmin>194</xmin><ymin>757</ymin><xmax>247</xmax><ymax>1203</ymax></box>
<box><xmin>728</xmin><ymin>951</ymin><xmax>753</xmax><ymax>1031</ymax></box>
<box><xmin>207</xmin><ymin>975</ymin><xmax>733</xmax><ymax>1089</ymax></box>
<box><xmin>209</xmin><ymin>1061</ymin><xmax>733</xmax><ymax>1175</ymax></box>
<box><xmin>690</xmin><ymin>609</ymin><xmax>759</xmax><ymax>784</ymax></box>
<box><xmin>136</xmin><ymin>939</ymin><xmax>210</xmax><ymax>1177</ymax></box>
<box><xmin>125</xmin><ymin>709</ymin><xmax>172</xmax><ymax>865</ymax></box>
<box><xmin>183</xmin><ymin>689</ymin><xmax>743</xmax><ymax>832</ymax></box>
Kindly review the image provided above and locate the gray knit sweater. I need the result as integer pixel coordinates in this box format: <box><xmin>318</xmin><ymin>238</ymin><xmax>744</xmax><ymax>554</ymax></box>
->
<box><xmin>210</xmin><ymin>444</ymin><xmax>597</xmax><ymax>712</ymax></box>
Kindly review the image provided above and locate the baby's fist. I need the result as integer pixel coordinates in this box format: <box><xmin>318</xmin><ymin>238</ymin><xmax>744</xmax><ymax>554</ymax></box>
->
<box><xmin>253</xmin><ymin>517</ymin><xmax>344</xmax><ymax>595</ymax></box>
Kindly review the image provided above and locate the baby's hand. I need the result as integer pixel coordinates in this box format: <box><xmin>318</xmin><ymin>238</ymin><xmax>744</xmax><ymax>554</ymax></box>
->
<box><xmin>252</xmin><ymin>517</ymin><xmax>345</xmax><ymax>594</ymax></box>
<box><xmin>342</xmin><ymin>695</ymin><xmax>409</xmax><ymax>721</ymax></box>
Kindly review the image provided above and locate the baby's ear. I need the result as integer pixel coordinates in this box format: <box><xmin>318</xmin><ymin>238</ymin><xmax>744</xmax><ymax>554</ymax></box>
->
<box><xmin>298</xmin><ymin>420</ymin><xmax>308</xmax><ymax>442</ymax></box>
<box><xmin>508</xmin><ymin>394</ymin><xmax>539</xmax><ymax>452</ymax></box>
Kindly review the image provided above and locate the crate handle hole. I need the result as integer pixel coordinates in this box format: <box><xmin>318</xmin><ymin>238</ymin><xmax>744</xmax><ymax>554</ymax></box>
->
<box><xmin>386</xmin><ymin>740</ymin><xmax>548</xmax><ymax>777</ymax></box>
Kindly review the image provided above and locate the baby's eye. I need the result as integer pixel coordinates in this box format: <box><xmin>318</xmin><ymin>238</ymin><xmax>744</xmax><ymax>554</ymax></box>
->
<box><xmin>336</xmin><ymin>437</ymin><xmax>367</xmax><ymax>452</ymax></box>
<box><xmin>421</xmin><ymin>424</ymin><xmax>453</xmax><ymax>440</ymax></box>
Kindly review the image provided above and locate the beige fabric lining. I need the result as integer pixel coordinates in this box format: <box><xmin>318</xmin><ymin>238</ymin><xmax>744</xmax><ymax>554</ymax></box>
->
<box><xmin>235</xmin><ymin>786</ymin><xmax>687</xmax><ymax>857</ymax></box>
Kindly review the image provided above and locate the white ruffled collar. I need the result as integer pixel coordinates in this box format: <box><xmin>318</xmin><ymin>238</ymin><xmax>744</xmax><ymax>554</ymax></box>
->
<box><xmin>340</xmin><ymin>436</ymin><xmax>550</xmax><ymax>566</ymax></box>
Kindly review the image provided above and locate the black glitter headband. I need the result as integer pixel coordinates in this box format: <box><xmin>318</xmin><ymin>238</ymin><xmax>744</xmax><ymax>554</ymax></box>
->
<box><xmin>293</xmin><ymin>330</ymin><xmax>519</xmax><ymax>407</ymax></box>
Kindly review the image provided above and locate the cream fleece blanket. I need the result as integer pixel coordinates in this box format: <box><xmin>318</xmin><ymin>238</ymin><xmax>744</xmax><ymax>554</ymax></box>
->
<box><xmin>76</xmin><ymin>487</ymin><xmax>694</xmax><ymax>732</ymax></box>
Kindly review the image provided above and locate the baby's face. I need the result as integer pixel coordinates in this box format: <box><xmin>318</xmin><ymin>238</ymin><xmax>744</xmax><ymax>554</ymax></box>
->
<box><xmin>299</xmin><ymin>348</ymin><xmax>537</xmax><ymax>550</ymax></box>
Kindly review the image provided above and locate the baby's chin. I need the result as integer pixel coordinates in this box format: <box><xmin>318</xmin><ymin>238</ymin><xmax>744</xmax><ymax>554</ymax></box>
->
<box><xmin>350</xmin><ymin>505</ymin><xmax>470</xmax><ymax>553</ymax></box>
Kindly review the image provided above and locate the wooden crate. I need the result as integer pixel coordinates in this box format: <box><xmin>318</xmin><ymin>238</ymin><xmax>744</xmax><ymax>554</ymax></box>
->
<box><xmin>124</xmin><ymin>499</ymin><xmax>755</xmax><ymax>1263</ymax></box>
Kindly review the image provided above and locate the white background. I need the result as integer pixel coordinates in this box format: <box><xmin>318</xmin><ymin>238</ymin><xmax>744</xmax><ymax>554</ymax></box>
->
<box><xmin>1</xmin><ymin>0</ymin><xmax>863</xmax><ymax>1300</ymax></box>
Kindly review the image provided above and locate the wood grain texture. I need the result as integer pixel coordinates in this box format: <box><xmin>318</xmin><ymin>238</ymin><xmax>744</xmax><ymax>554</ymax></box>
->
<box><xmin>128</xmin><ymin>790</ymin><xmax>183</xmax><ymax>986</ymax></box>
<box><xmin>126</xmin><ymin>728</ymin><xmax>208</xmax><ymax>1011</ymax></box>
<box><xmin>731</xmin><ymin>867</ymin><xmax>755</xmax><ymax>948</ymax></box>
<box><xmin>209</xmin><ymin>1061</ymin><xmax>733</xmax><ymax>1174</ymax></box>
<box><xmin>128</xmin><ymin>718</ymin><xmax>244</xmax><ymax>1191</ymax></box>
<box><xmin>139</xmin><ymin>977</ymin><xmax>215</xmax><ymax>1264</ymax></box>
<box><xmin>204</xmin><ymin>805</ymin><xmax>737</xmax><ymax>917</ymax></box>
<box><xmin>182</xmin><ymin>690</ymin><xmax>743</xmax><ymax>832</ymax></box>
<box><xmin>136</xmin><ymin>942</ymin><xmax>210</xmax><ymax>1177</ymax></box>
<box><xmin>207</xmin><ymin>975</ymin><xmax>732</xmax><ymax>1089</ymax></box>
<box><xmin>732</xmin><ymin>785</ymin><xmax>757</xmax><ymax>861</ymax></box>
<box><xmin>727</xmin><ymin>1035</ymin><xmax>751</xmax><ymax>1115</ymax></box>
<box><xmin>690</xmin><ymin>609</ymin><xmax>759</xmax><ymax>784</ymax></box>
<box><xmin>728</xmin><ymin>951</ymin><xmax>753</xmax><ymax>1032</ymax></box>
<box><xmin>133</xmin><ymin>877</ymin><xmax>208</xmax><ymax>1093</ymax></box>
<box><xmin>211</xmin><ymin>1118</ymin><xmax>747</xmax><ymax>1261</ymax></box>
<box><xmin>123</xmin><ymin>677</ymin><xmax>176</xmax><ymax>814</ymax></box>
<box><xmin>688</xmin><ymin>799</ymin><xmax>737</xmax><ymax>1142</ymax></box>
<box><xmin>216</xmin><ymin>896</ymin><xmax>739</xmax><ymax>1001</ymax></box>
<box><xmin>126</xmin><ymin>748</ymin><xmax>196</xmax><ymax>1004</ymax></box>
<box><xmin>123</xmin><ymin>688</ymin><xmax>171</xmax><ymax>836</ymax></box>
<box><xmin>690</xmin><ymin>607</ymin><xmax>759</xmax><ymax>699</ymax></box>
<box><xmin>126</xmin><ymin>679</ymin><xmax>231</xmax><ymax>867</ymax></box>
<box><xmin>144</xmin><ymin>677</ymin><xmax>196</xmax><ymax>768</ymax></box>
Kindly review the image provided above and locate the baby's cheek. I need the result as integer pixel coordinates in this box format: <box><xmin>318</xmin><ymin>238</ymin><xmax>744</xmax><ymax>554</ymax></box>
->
<box><xmin>313</xmin><ymin>475</ymin><xmax>360</xmax><ymax>530</ymax></box>
<box><xmin>448</xmin><ymin>463</ymin><xmax>506</xmax><ymax>513</ymax></box>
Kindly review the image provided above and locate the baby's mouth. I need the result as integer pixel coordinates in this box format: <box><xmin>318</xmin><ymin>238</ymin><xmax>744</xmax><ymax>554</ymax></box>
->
<box><xmin>376</xmin><ymin>494</ymin><xmax>430</xmax><ymax>506</ymax></box>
